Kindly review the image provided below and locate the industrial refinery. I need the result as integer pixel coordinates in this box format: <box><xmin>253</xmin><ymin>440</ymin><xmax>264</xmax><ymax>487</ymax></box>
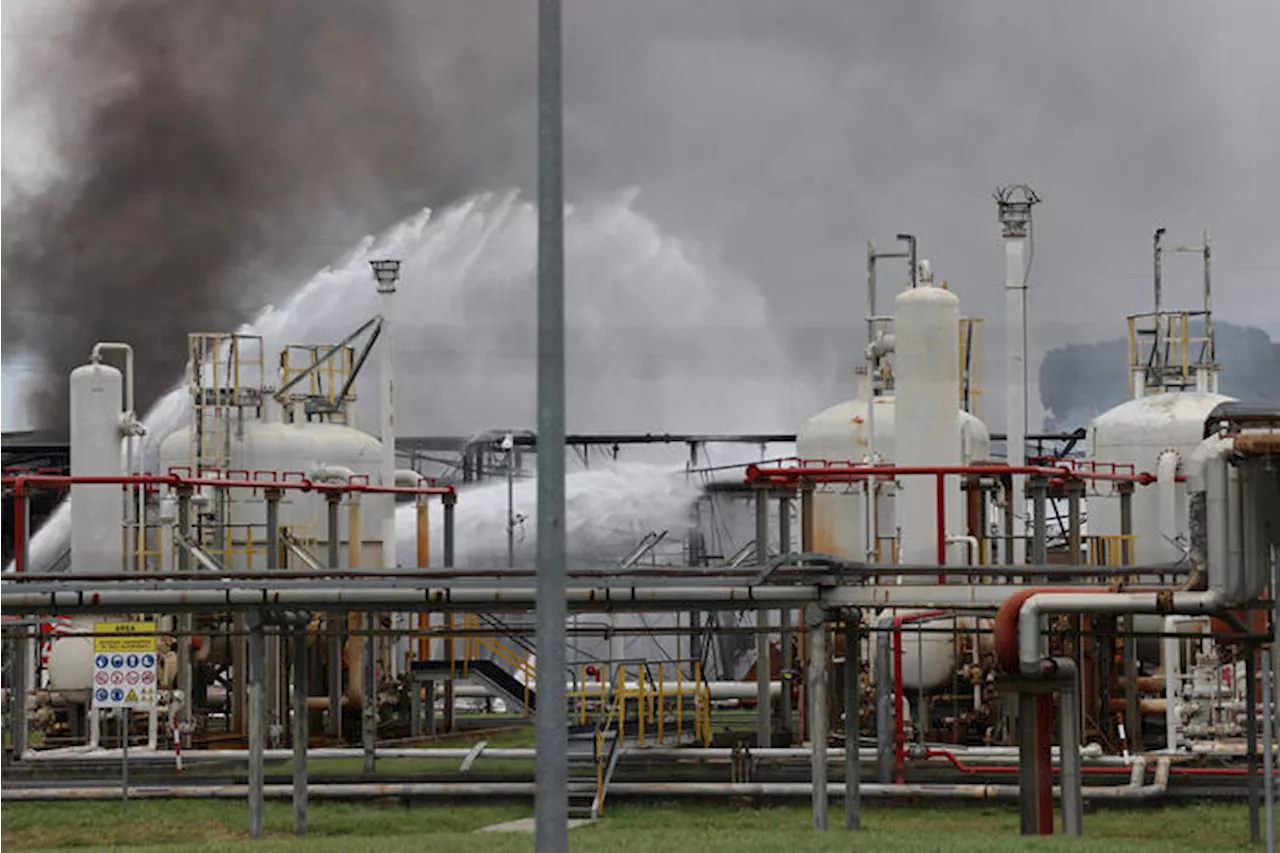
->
<box><xmin>2</xmin><ymin>182</ymin><xmax>1277</xmax><ymax>848</ymax></box>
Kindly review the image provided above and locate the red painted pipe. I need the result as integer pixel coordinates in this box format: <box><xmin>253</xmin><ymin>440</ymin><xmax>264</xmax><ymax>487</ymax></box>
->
<box><xmin>744</xmin><ymin>462</ymin><xmax>1160</xmax><ymax>487</ymax></box>
<box><xmin>920</xmin><ymin>748</ymin><xmax>1255</xmax><ymax>778</ymax></box>
<box><xmin>0</xmin><ymin>472</ymin><xmax>454</xmax><ymax>498</ymax></box>
<box><xmin>12</xmin><ymin>478</ymin><xmax>26</xmax><ymax>574</ymax></box>
<box><xmin>891</xmin><ymin>609</ymin><xmax>950</xmax><ymax>782</ymax></box>
<box><xmin>1036</xmin><ymin>693</ymin><xmax>1054</xmax><ymax>835</ymax></box>
<box><xmin>934</xmin><ymin>473</ymin><xmax>947</xmax><ymax>579</ymax></box>
<box><xmin>993</xmin><ymin>587</ymin><xmax>1116</xmax><ymax>675</ymax></box>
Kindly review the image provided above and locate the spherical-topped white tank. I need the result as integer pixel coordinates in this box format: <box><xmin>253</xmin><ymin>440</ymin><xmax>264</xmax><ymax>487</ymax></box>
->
<box><xmin>53</xmin><ymin>362</ymin><xmax>126</xmax><ymax>703</ymax></box>
<box><xmin>70</xmin><ymin>362</ymin><xmax>123</xmax><ymax>573</ymax></box>
<box><xmin>159</xmin><ymin>420</ymin><xmax>391</xmax><ymax>570</ymax></box>
<box><xmin>895</xmin><ymin>283</ymin><xmax>964</xmax><ymax>565</ymax></box>
<box><xmin>797</xmin><ymin>396</ymin><xmax>990</xmax><ymax>562</ymax></box>
<box><xmin>1087</xmin><ymin>391</ymin><xmax>1235</xmax><ymax>565</ymax></box>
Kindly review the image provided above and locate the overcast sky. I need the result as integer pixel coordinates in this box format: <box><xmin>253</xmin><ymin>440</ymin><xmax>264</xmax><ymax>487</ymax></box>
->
<box><xmin>3</xmin><ymin>0</ymin><xmax>1278</xmax><ymax>432</ymax></box>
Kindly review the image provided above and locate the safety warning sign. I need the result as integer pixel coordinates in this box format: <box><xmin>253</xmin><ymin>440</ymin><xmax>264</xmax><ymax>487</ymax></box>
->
<box><xmin>92</xmin><ymin>621</ymin><xmax>158</xmax><ymax>710</ymax></box>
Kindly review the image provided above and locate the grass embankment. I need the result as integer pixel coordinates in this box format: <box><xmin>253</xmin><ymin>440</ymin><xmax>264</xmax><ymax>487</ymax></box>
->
<box><xmin>1</xmin><ymin>800</ymin><xmax>1256</xmax><ymax>852</ymax></box>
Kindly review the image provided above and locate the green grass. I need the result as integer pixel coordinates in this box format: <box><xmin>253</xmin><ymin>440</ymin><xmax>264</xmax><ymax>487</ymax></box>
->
<box><xmin>0</xmin><ymin>799</ymin><xmax>1257</xmax><ymax>852</ymax></box>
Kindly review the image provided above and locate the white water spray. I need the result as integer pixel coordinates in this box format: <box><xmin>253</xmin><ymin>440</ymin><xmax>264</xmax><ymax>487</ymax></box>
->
<box><xmin>16</xmin><ymin>189</ymin><xmax>800</xmax><ymax>572</ymax></box>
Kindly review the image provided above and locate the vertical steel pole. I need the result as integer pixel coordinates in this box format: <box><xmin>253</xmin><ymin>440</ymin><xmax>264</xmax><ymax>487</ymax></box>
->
<box><xmin>12</xmin><ymin>487</ymin><xmax>30</xmax><ymax>758</ymax></box>
<box><xmin>248</xmin><ymin>616</ymin><xmax>265</xmax><ymax>840</ymax></box>
<box><xmin>326</xmin><ymin>494</ymin><xmax>343</xmax><ymax>739</ymax></box>
<box><xmin>443</xmin><ymin>492</ymin><xmax>456</xmax><ymax>734</ymax></box>
<box><xmin>1247</xmin><ymin>645</ymin><xmax>1260</xmax><ymax>844</ymax></box>
<box><xmin>806</xmin><ymin>605</ymin><xmax>829</xmax><ymax>831</ymax></box>
<box><xmin>1030</xmin><ymin>476</ymin><xmax>1048</xmax><ymax>567</ymax></box>
<box><xmin>1018</xmin><ymin>691</ymin><xmax>1038</xmax><ymax>836</ymax></box>
<box><xmin>266</xmin><ymin>490</ymin><xmax>283</xmax><ymax>732</ymax></box>
<box><xmin>755</xmin><ymin>487</ymin><xmax>772</xmax><ymax>748</ymax></box>
<box><xmin>507</xmin><ymin>446</ymin><xmax>516</xmax><ymax>569</ymax></box>
<box><xmin>122</xmin><ymin>707</ymin><xmax>130</xmax><ymax>806</ymax></box>
<box><xmin>535</xmin><ymin>0</ymin><xmax>568</xmax><ymax>847</ymax></box>
<box><xmin>778</xmin><ymin>494</ymin><xmax>793</xmax><ymax>741</ymax></box>
<box><xmin>293</xmin><ymin>624</ymin><xmax>309</xmax><ymax>837</ymax></box>
<box><xmin>1060</xmin><ymin>681</ymin><xmax>1084</xmax><ymax>836</ymax></box>
<box><xmin>1119</xmin><ymin>483</ymin><xmax>1134</xmax><ymax>567</ymax></box>
<box><xmin>1261</xmin><ymin>649</ymin><xmax>1274</xmax><ymax>853</ymax></box>
<box><xmin>362</xmin><ymin>609</ymin><xmax>376</xmax><ymax>774</ymax></box>
<box><xmin>844</xmin><ymin>614</ymin><xmax>861</xmax><ymax>831</ymax></box>
<box><xmin>176</xmin><ymin>487</ymin><xmax>194</xmax><ymax>739</ymax></box>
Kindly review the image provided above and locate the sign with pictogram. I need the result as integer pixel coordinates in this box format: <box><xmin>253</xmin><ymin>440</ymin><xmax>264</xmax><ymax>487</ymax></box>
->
<box><xmin>92</xmin><ymin>621</ymin><xmax>158</xmax><ymax>710</ymax></box>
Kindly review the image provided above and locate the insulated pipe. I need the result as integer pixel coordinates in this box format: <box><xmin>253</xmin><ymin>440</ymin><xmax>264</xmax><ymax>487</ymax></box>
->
<box><xmin>1156</xmin><ymin>450</ymin><xmax>1181</xmax><ymax>565</ymax></box>
<box><xmin>806</xmin><ymin>605</ymin><xmax>829</xmax><ymax>831</ymax></box>
<box><xmin>998</xmin><ymin>588</ymin><xmax>1228</xmax><ymax>675</ymax></box>
<box><xmin>3</xmin><ymin>769</ymin><xmax>1174</xmax><ymax>803</ymax></box>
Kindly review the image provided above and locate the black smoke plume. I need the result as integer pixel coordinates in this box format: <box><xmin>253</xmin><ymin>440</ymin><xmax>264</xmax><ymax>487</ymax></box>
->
<box><xmin>2</xmin><ymin>1</ymin><xmax>530</xmax><ymax>432</ymax></box>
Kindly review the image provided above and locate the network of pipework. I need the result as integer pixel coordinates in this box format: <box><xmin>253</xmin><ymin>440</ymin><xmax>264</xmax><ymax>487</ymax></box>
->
<box><xmin>2</xmin><ymin>200</ymin><xmax>1277</xmax><ymax>842</ymax></box>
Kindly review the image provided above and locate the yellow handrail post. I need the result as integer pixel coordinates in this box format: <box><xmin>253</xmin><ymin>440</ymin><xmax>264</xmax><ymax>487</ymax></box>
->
<box><xmin>658</xmin><ymin>662</ymin><xmax>665</xmax><ymax>743</ymax></box>
<box><xmin>676</xmin><ymin>664</ymin><xmax>684</xmax><ymax>742</ymax></box>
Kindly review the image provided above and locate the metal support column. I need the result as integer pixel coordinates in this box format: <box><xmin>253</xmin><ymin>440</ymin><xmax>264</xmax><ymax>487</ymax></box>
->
<box><xmin>844</xmin><ymin>614</ymin><xmax>861</xmax><ymax>831</ymax></box>
<box><xmin>1125</xmin><ymin>616</ymin><xmax>1141</xmax><ymax>754</ymax></box>
<box><xmin>535</xmin><ymin>0</ymin><xmax>569</xmax><ymax>845</ymax></box>
<box><xmin>1247</xmin><ymin>644</ymin><xmax>1260</xmax><ymax>844</ymax></box>
<box><xmin>1030</xmin><ymin>476</ymin><xmax>1049</xmax><ymax>568</ymax></box>
<box><xmin>12</xmin><ymin>490</ymin><xmax>31</xmax><ymax>759</ymax></box>
<box><xmin>266</xmin><ymin>490</ymin><xmax>283</xmax><ymax>733</ymax></box>
<box><xmin>326</xmin><ymin>494</ymin><xmax>343</xmax><ymax>740</ymax></box>
<box><xmin>292</xmin><ymin>622</ymin><xmax>309</xmax><ymax>837</ymax></box>
<box><xmin>1066</xmin><ymin>479</ymin><xmax>1083</xmax><ymax>563</ymax></box>
<box><xmin>755</xmin><ymin>486</ymin><xmax>772</xmax><ymax>748</ymax></box>
<box><xmin>362</xmin><ymin>610</ymin><xmax>376</xmax><ymax>774</ymax></box>
<box><xmin>1060</xmin><ymin>681</ymin><xmax>1083</xmax><ymax>837</ymax></box>
<box><xmin>443</xmin><ymin>492</ymin><xmax>456</xmax><ymax>734</ymax></box>
<box><xmin>247</xmin><ymin>616</ymin><xmax>265</xmax><ymax>840</ymax></box>
<box><xmin>778</xmin><ymin>493</ymin><xmax>793</xmax><ymax>741</ymax></box>
<box><xmin>1017</xmin><ymin>691</ymin><xmax>1038</xmax><ymax>836</ymax></box>
<box><xmin>1261</xmin><ymin>649</ymin><xmax>1274</xmax><ymax>853</ymax></box>
<box><xmin>176</xmin><ymin>487</ymin><xmax>194</xmax><ymax>738</ymax></box>
<box><xmin>800</xmin><ymin>480</ymin><xmax>815</xmax><ymax>554</ymax></box>
<box><xmin>875</xmin><ymin>620</ymin><xmax>893</xmax><ymax>784</ymax></box>
<box><xmin>806</xmin><ymin>604</ymin><xmax>829</xmax><ymax>831</ymax></box>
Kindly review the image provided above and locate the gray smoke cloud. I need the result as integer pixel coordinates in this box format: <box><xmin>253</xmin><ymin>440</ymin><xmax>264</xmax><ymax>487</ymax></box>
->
<box><xmin>4</xmin><ymin>0</ymin><xmax>1278</xmax><ymax>434</ymax></box>
<box><xmin>1</xmin><ymin>0</ymin><xmax>531</xmax><ymax>431</ymax></box>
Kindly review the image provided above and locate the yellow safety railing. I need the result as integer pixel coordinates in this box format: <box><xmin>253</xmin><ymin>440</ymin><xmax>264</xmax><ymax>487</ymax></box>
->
<box><xmin>959</xmin><ymin>316</ymin><xmax>984</xmax><ymax>417</ymax></box>
<box><xmin>280</xmin><ymin>344</ymin><xmax>357</xmax><ymax>412</ymax></box>
<box><xmin>1088</xmin><ymin>534</ymin><xmax>1139</xmax><ymax>568</ymax></box>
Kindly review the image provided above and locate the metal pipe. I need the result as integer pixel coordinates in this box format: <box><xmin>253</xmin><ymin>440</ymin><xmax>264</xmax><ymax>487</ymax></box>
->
<box><xmin>1</xmin><ymin>771</ymin><xmax>1176</xmax><ymax>803</ymax></box>
<box><xmin>292</xmin><ymin>626</ymin><xmax>308</xmax><ymax>837</ymax></box>
<box><xmin>1248</xmin><ymin>644</ymin><xmax>1260</xmax><ymax>844</ymax></box>
<box><xmin>1262</xmin><ymin>648</ymin><xmax>1275</xmax><ymax>853</ymax></box>
<box><xmin>844</xmin><ymin>614</ymin><xmax>861</xmax><ymax>830</ymax></box>
<box><xmin>806</xmin><ymin>605</ymin><xmax>828</xmax><ymax>831</ymax></box>
<box><xmin>176</xmin><ymin>488</ymin><xmax>194</xmax><ymax>739</ymax></box>
<box><xmin>1060</xmin><ymin>679</ymin><xmax>1084</xmax><ymax>836</ymax></box>
<box><xmin>326</xmin><ymin>495</ymin><xmax>343</xmax><ymax>740</ymax></box>
<box><xmin>1036</xmin><ymin>693</ymin><xmax>1053</xmax><ymax>835</ymax></box>
<box><xmin>1018</xmin><ymin>692</ymin><xmax>1039</xmax><ymax>836</ymax></box>
<box><xmin>756</xmin><ymin>487</ymin><xmax>772</xmax><ymax>748</ymax></box>
<box><xmin>744</xmin><ymin>463</ymin><xmax>1158</xmax><ymax>487</ymax></box>
<box><xmin>443</xmin><ymin>491</ymin><xmax>456</xmax><ymax>732</ymax></box>
<box><xmin>778</xmin><ymin>494</ymin><xmax>793</xmax><ymax>740</ymax></box>
<box><xmin>874</xmin><ymin>611</ymin><xmax>894</xmax><ymax>783</ymax></box>
<box><xmin>535</xmin><ymin>0</ymin><xmax>569</xmax><ymax>844</ymax></box>
<box><xmin>266</xmin><ymin>490</ymin><xmax>283</xmax><ymax>730</ymax></box>
<box><xmin>1</xmin><ymin>472</ymin><xmax>454</xmax><ymax>497</ymax></box>
<box><xmin>247</xmin><ymin>617</ymin><xmax>265</xmax><ymax>840</ymax></box>
<box><xmin>1030</xmin><ymin>476</ymin><xmax>1048</xmax><ymax>567</ymax></box>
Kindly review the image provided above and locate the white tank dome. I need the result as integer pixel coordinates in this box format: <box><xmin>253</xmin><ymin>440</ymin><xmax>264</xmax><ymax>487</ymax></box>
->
<box><xmin>159</xmin><ymin>419</ymin><xmax>391</xmax><ymax>570</ymax></box>
<box><xmin>797</xmin><ymin>396</ymin><xmax>991</xmax><ymax>562</ymax></box>
<box><xmin>1087</xmin><ymin>391</ymin><xmax>1236</xmax><ymax>565</ymax></box>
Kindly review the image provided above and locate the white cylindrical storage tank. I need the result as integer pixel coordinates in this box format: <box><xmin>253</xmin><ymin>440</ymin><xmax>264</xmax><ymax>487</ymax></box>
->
<box><xmin>70</xmin><ymin>362</ymin><xmax>124</xmax><ymax>573</ymax></box>
<box><xmin>1087</xmin><ymin>391</ymin><xmax>1235</xmax><ymax>565</ymax></box>
<box><xmin>52</xmin><ymin>362</ymin><xmax>125</xmax><ymax>702</ymax></box>
<box><xmin>894</xmin><ymin>282</ymin><xmax>963</xmax><ymax>565</ymax></box>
